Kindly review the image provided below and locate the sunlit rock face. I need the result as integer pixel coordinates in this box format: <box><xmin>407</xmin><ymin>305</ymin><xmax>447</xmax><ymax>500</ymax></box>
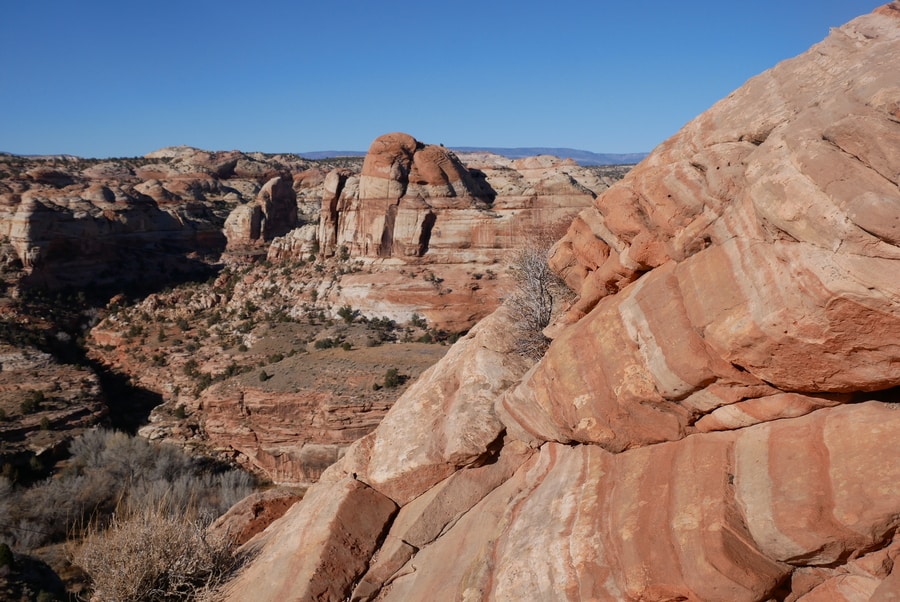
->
<box><xmin>222</xmin><ymin>5</ymin><xmax>900</xmax><ymax>601</ymax></box>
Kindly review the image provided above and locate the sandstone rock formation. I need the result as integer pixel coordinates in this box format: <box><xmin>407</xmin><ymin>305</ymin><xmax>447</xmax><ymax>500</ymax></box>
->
<box><xmin>223</xmin><ymin>176</ymin><xmax>298</xmax><ymax>248</ymax></box>
<box><xmin>294</xmin><ymin>133</ymin><xmax>607</xmax><ymax>331</ymax></box>
<box><xmin>319</xmin><ymin>133</ymin><xmax>598</xmax><ymax>264</ymax></box>
<box><xmin>221</xmin><ymin>5</ymin><xmax>900</xmax><ymax>601</ymax></box>
<box><xmin>0</xmin><ymin>148</ymin><xmax>315</xmax><ymax>290</ymax></box>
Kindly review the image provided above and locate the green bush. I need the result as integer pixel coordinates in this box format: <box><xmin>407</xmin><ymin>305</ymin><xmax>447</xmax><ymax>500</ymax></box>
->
<box><xmin>383</xmin><ymin>368</ymin><xmax>405</xmax><ymax>388</ymax></box>
<box><xmin>314</xmin><ymin>337</ymin><xmax>339</xmax><ymax>350</ymax></box>
<box><xmin>337</xmin><ymin>305</ymin><xmax>357</xmax><ymax>324</ymax></box>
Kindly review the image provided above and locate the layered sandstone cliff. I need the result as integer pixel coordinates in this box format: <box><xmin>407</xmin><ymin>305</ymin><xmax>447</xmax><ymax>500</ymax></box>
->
<box><xmin>297</xmin><ymin>133</ymin><xmax>606</xmax><ymax>331</ymax></box>
<box><xmin>221</xmin><ymin>5</ymin><xmax>900</xmax><ymax>601</ymax></box>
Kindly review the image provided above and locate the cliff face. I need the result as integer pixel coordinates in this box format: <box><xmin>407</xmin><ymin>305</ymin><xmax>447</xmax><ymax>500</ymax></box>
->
<box><xmin>221</xmin><ymin>5</ymin><xmax>900</xmax><ymax>601</ymax></box>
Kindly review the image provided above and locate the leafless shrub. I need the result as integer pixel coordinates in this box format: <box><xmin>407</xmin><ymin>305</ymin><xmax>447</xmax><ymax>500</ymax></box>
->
<box><xmin>507</xmin><ymin>237</ymin><xmax>572</xmax><ymax>359</ymax></box>
<box><xmin>73</xmin><ymin>505</ymin><xmax>237</xmax><ymax>602</ymax></box>
<box><xmin>0</xmin><ymin>429</ymin><xmax>254</xmax><ymax>551</ymax></box>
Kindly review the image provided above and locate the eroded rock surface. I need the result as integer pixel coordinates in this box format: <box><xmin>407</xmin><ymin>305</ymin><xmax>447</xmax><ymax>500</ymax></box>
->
<box><xmin>220</xmin><ymin>5</ymin><xmax>900</xmax><ymax>601</ymax></box>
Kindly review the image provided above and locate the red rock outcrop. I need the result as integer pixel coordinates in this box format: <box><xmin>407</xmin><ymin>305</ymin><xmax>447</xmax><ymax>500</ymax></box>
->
<box><xmin>221</xmin><ymin>5</ymin><xmax>900</xmax><ymax>601</ymax></box>
<box><xmin>208</xmin><ymin>488</ymin><xmax>303</xmax><ymax>547</ymax></box>
<box><xmin>325</xmin><ymin>133</ymin><xmax>596</xmax><ymax>263</ymax></box>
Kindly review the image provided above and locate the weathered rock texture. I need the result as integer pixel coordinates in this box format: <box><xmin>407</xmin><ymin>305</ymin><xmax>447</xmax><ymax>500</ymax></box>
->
<box><xmin>221</xmin><ymin>5</ymin><xmax>900</xmax><ymax>601</ymax></box>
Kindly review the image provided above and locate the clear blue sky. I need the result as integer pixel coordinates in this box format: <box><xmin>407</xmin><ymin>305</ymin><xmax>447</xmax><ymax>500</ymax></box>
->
<box><xmin>0</xmin><ymin>1</ymin><xmax>886</xmax><ymax>158</ymax></box>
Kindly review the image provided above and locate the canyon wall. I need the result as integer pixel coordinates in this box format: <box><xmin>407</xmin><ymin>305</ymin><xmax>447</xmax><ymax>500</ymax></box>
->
<box><xmin>0</xmin><ymin>148</ymin><xmax>308</xmax><ymax>290</ymax></box>
<box><xmin>222</xmin><ymin>4</ymin><xmax>900</xmax><ymax>601</ymax></box>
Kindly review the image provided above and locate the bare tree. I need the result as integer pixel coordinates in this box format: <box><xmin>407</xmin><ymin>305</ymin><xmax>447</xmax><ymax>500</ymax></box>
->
<box><xmin>507</xmin><ymin>237</ymin><xmax>571</xmax><ymax>359</ymax></box>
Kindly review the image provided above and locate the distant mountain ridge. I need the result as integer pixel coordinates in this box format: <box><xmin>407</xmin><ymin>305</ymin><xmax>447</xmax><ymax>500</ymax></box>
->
<box><xmin>452</xmin><ymin>147</ymin><xmax>647</xmax><ymax>166</ymax></box>
<box><xmin>298</xmin><ymin>147</ymin><xmax>647</xmax><ymax>166</ymax></box>
<box><xmin>296</xmin><ymin>150</ymin><xmax>367</xmax><ymax>160</ymax></box>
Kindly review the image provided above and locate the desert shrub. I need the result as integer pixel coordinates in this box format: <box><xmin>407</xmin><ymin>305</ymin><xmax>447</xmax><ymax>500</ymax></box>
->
<box><xmin>173</xmin><ymin>404</ymin><xmax>187</xmax><ymax>419</ymax></box>
<box><xmin>0</xmin><ymin>430</ymin><xmax>255</xmax><ymax>551</ymax></box>
<box><xmin>383</xmin><ymin>368</ymin><xmax>406</xmax><ymax>388</ymax></box>
<box><xmin>183</xmin><ymin>359</ymin><xmax>199</xmax><ymax>378</ymax></box>
<box><xmin>507</xmin><ymin>240</ymin><xmax>572</xmax><ymax>359</ymax></box>
<box><xmin>258</xmin><ymin>370</ymin><xmax>271</xmax><ymax>382</ymax></box>
<box><xmin>341</xmin><ymin>341</ymin><xmax>352</xmax><ymax>351</ymax></box>
<box><xmin>20</xmin><ymin>390</ymin><xmax>44</xmax><ymax>414</ymax></box>
<box><xmin>124</xmin><ymin>470</ymin><xmax>254</xmax><ymax>518</ymax></box>
<box><xmin>337</xmin><ymin>305</ymin><xmax>357</xmax><ymax>324</ymax></box>
<box><xmin>74</xmin><ymin>506</ymin><xmax>236</xmax><ymax>602</ymax></box>
<box><xmin>314</xmin><ymin>337</ymin><xmax>339</xmax><ymax>350</ymax></box>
